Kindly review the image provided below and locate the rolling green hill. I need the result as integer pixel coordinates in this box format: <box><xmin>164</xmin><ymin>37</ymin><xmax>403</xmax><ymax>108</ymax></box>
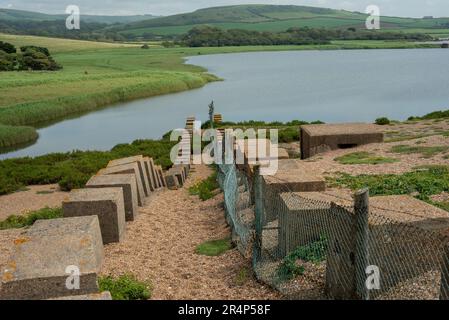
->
<box><xmin>0</xmin><ymin>8</ymin><xmax>158</xmax><ymax>24</ymax></box>
<box><xmin>114</xmin><ymin>4</ymin><xmax>449</xmax><ymax>37</ymax></box>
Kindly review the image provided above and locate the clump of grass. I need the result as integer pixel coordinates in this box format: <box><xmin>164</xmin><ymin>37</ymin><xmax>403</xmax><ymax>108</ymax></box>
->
<box><xmin>335</xmin><ymin>152</ymin><xmax>399</xmax><ymax>165</ymax></box>
<box><xmin>98</xmin><ymin>274</ymin><xmax>152</xmax><ymax>300</ymax></box>
<box><xmin>235</xmin><ymin>267</ymin><xmax>251</xmax><ymax>286</ymax></box>
<box><xmin>391</xmin><ymin>145</ymin><xmax>449</xmax><ymax>158</ymax></box>
<box><xmin>189</xmin><ymin>171</ymin><xmax>219</xmax><ymax>201</ymax></box>
<box><xmin>0</xmin><ymin>124</ymin><xmax>38</xmax><ymax>148</ymax></box>
<box><xmin>0</xmin><ymin>207</ymin><xmax>62</xmax><ymax>230</ymax></box>
<box><xmin>195</xmin><ymin>237</ymin><xmax>233</xmax><ymax>256</ymax></box>
<box><xmin>329</xmin><ymin>165</ymin><xmax>449</xmax><ymax>207</ymax></box>
<box><xmin>278</xmin><ymin>236</ymin><xmax>328</xmax><ymax>281</ymax></box>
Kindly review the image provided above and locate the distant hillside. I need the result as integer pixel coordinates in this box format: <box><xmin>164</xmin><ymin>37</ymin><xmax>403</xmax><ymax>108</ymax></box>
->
<box><xmin>113</xmin><ymin>4</ymin><xmax>449</xmax><ymax>38</ymax></box>
<box><xmin>0</xmin><ymin>8</ymin><xmax>158</xmax><ymax>24</ymax></box>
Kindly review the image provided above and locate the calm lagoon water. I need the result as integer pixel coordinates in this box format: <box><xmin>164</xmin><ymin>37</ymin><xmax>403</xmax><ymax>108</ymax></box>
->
<box><xmin>1</xmin><ymin>48</ymin><xmax>448</xmax><ymax>159</ymax></box>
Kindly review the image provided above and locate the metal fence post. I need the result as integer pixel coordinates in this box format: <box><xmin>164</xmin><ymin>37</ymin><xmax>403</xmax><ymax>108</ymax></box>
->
<box><xmin>440</xmin><ymin>244</ymin><xmax>449</xmax><ymax>300</ymax></box>
<box><xmin>253</xmin><ymin>165</ymin><xmax>263</xmax><ymax>268</ymax></box>
<box><xmin>354</xmin><ymin>188</ymin><xmax>370</xmax><ymax>300</ymax></box>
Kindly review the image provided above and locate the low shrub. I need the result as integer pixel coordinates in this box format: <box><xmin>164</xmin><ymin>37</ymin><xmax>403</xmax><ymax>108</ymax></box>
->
<box><xmin>278</xmin><ymin>236</ymin><xmax>328</xmax><ymax>280</ymax></box>
<box><xmin>98</xmin><ymin>274</ymin><xmax>152</xmax><ymax>300</ymax></box>
<box><xmin>189</xmin><ymin>171</ymin><xmax>219</xmax><ymax>201</ymax></box>
<box><xmin>375</xmin><ymin>117</ymin><xmax>391</xmax><ymax>125</ymax></box>
<box><xmin>0</xmin><ymin>138</ymin><xmax>176</xmax><ymax>195</ymax></box>
<box><xmin>408</xmin><ymin>109</ymin><xmax>449</xmax><ymax>121</ymax></box>
<box><xmin>329</xmin><ymin>165</ymin><xmax>449</xmax><ymax>206</ymax></box>
<box><xmin>0</xmin><ymin>207</ymin><xmax>62</xmax><ymax>230</ymax></box>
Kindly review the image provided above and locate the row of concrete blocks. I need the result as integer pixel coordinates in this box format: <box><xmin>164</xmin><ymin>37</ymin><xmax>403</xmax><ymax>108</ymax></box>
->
<box><xmin>164</xmin><ymin>164</ymin><xmax>191</xmax><ymax>190</ymax></box>
<box><xmin>0</xmin><ymin>155</ymin><xmax>166</xmax><ymax>300</ymax></box>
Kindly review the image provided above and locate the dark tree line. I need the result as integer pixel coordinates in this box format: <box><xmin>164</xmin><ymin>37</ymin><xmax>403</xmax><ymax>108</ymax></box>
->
<box><xmin>0</xmin><ymin>41</ymin><xmax>62</xmax><ymax>71</ymax></box>
<box><xmin>0</xmin><ymin>19</ymin><xmax>127</xmax><ymax>42</ymax></box>
<box><xmin>178</xmin><ymin>26</ymin><xmax>433</xmax><ymax>47</ymax></box>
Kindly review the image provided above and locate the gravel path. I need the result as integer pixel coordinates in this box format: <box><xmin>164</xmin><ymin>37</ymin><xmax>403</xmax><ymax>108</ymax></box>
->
<box><xmin>301</xmin><ymin>134</ymin><xmax>449</xmax><ymax>177</ymax></box>
<box><xmin>0</xmin><ymin>185</ymin><xmax>67</xmax><ymax>221</ymax></box>
<box><xmin>101</xmin><ymin>164</ymin><xmax>280</xmax><ymax>300</ymax></box>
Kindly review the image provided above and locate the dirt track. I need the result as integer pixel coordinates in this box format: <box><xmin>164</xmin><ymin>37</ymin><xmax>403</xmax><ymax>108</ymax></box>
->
<box><xmin>100</xmin><ymin>164</ymin><xmax>279</xmax><ymax>300</ymax></box>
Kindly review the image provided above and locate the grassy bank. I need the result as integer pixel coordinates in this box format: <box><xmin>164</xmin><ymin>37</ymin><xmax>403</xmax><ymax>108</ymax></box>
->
<box><xmin>0</xmin><ymin>124</ymin><xmax>38</xmax><ymax>148</ymax></box>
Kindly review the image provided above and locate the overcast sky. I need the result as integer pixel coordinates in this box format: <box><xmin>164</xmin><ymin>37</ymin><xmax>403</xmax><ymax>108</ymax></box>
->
<box><xmin>1</xmin><ymin>0</ymin><xmax>449</xmax><ymax>18</ymax></box>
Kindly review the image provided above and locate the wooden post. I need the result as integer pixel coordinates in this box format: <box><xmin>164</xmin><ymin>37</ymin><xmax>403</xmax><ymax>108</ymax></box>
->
<box><xmin>354</xmin><ymin>188</ymin><xmax>370</xmax><ymax>300</ymax></box>
<box><xmin>440</xmin><ymin>244</ymin><xmax>449</xmax><ymax>300</ymax></box>
<box><xmin>252</xmin><ymin>165</ymin><xmax>263</xmax><ymax>267</ymax></box>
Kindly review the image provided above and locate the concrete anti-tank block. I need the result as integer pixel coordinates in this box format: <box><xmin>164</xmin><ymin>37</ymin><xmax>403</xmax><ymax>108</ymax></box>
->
<box><xmin>63</xmin><ymin>188</ymin><xmax>126</xmax><ymax>244</ymax></box>
<box><xmin>0</xmin><ymin>216</ymin><xmax>103</xmax><ymax>300</ymax></box>
<box><xmin>86</xmin><ymin>174</ymin><xmax>138</xmax><ymax>222</ymax></box>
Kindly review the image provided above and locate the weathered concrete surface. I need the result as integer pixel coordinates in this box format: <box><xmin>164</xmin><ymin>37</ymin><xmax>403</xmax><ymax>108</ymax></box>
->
<box><xmin>63</xmin><ymin>188</ymin><xmax>126</xmax><ymax>244</ymax></box>
<box><xmin>143</xmin><ymin>157</ymin><xmax>157</xmax><ymax>192</ymax></box>
<box><xmin>99</xmin><ymin>163</ymin><xmax>145</xmax><ymax>206</ymax></box>
<box><xmin>173</xmin><ymin>164</ymin><xmax>187</xmax><ymax>181</ymax></box>
<box><xmin>0</xmin><ymin>216</ymin><xmax>103</xmax><ymax>300</ymax></box>
<box><xmin>50</xmin><ymin>291</ymin><xmax>112</xmax><ymax>300</ymax></box>
<box><xmin>108</xmin><ymin>156</ymin><xmax>151</xmax><ymax>198</ymax></box>
<box><xmin>168</xmin><ymin>167</ymin><xmax>184</xmax><ymax>186</ymax></box>
<box><xmin>165</xmin><ymin>173</ymin><xmax>180</xmax><ymax>190</ymax></box>
<box><xmin>86</xmin><ymin>174</ymin><xmax>138</xmax><ymax>222</ymax></box>
<box><xmin>155</xmin><ymin>165</ymin><xmax>166</xmax><ymax>188</ymax></box>
<box><xmin>262</xmin><ymin>160</ymin><xmax>326</xmax><ymax>223</ymax></box>
<box><xmin>300</xmin><ymin>123</ymin><xmax>384</xmax><ymax>159</ymax></box>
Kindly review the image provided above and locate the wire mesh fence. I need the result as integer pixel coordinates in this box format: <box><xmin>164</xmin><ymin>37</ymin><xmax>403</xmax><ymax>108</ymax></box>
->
<box><xmin>218</xmin><ymin>162</ymin><xmax>449</xmax><ymax>300</ymax></box>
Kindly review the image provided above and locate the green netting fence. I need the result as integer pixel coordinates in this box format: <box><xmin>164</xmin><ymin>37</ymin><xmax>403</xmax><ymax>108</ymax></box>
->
<box><xmin>217</xmin><ymin>163</ymin><xmax>449</xmax><ymax>300</ymax></box>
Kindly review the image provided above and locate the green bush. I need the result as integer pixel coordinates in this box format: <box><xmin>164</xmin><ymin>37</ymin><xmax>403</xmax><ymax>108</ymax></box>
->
<box><xmin>98</xmin><ymin>274</ymin><xmax>152</xmax><ymax>300</ymax></box>
<box><xmin>278</xmin><ymin>127</ymin><xmax>300</xmax><ymax>143</ymax></box>
<box><xmin>330</xmin><ymin>165</ymin><xmax>449</xmax><ymax>205</ymax></box>
<box><xmin>408</xmin><ymin>109</ymin><xmax>449</xmax><ymax>121</ymax></box>
<box><xmin>375</xmin><ymin>117</ymin><xmax>391</xmax><ymax>125</ymax></box>
<box><xmin>0</xmin><ymin>41</ymin><xmax>16</xmax><ymax>54</ymax></box>
<box><xmin>0</xmin><ymin>49</ymin><xmax>16</xmax><ymax>71</ymax></box>
<box><xmin>0</xmin><ymin>207</ymin><xmax>62</xmax><ymax>230</ymax></box>
<box><xmin>189</xmin><ymin>171</ymin><xmax>219</xmax><ymax>201</ymax></box>
<box><xmin>278</xmin><ymin>236</ymin><xmax>328</xmax><ymax>280</ymax></box>
<box><xmin>19</xmin><ymin>47</ymin><xmax>62</xmax><ymax>71</ymax></box>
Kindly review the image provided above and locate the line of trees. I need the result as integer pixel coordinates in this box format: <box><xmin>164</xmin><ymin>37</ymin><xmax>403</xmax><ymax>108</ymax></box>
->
<box><xmin>0</xmin><ymin>41</ymin><xmax>62</xmax><ymax>71</ymax></box>
<box><xmin>178</xmin><ymin>26</ymin><xmax>433</xmax><ymax>47</ymax></box>
<box><xmin>0</xmin><ymin>19</ymin><xmax>126</xmax><ymax>42</ymax></box>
